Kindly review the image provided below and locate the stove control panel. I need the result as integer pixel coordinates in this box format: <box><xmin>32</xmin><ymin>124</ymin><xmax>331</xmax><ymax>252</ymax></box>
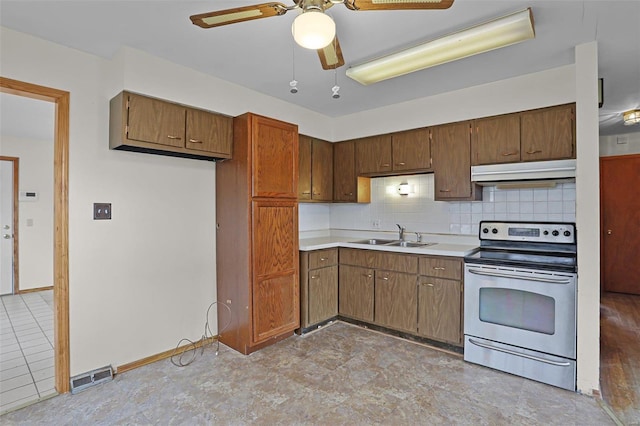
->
<box><xmin>479</xmin><ymin>221</ymin><xmax>576</xmax><ymax>244</ymax></box>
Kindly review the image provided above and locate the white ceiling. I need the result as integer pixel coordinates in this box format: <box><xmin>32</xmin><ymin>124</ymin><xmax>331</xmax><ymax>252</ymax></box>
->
<box><xmin>0</xmin><ymin>0</ymin><xmax>639</xmax><ymax>136</ymax></box>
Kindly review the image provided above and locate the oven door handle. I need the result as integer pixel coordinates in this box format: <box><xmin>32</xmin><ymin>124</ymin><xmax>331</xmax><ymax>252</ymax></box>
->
<box><xmin>468</xmin><ymin>338</ymin><xmax>572</xmax><ymax>367</ymax></box>
<box><xmin>467</xmin><ymin>268</ymin><xmax>572</xmax><ymax>284</ymax></box>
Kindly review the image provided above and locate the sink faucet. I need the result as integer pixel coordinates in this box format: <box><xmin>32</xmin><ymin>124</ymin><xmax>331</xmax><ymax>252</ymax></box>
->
<box><xmin>396</xmin><ymin>224</ymin><xmax>405</xmax><ymax>241</ymax></box>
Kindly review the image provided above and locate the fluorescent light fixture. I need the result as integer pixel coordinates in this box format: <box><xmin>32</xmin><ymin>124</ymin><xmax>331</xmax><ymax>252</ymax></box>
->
<box><xmin>346</xmin><ymin>8</ymin><xmax>535</xmax><ymax>85</ymax></box>
<box><xmin>292</xmin><ymin>9</ymin><xmax>336</xmax><ymax>49</ymax></box>
<box><xmin>623</xmin><ymin>109</ymin><xmax>640</xmax><ymax>125</ymax></box>
<box><xmin>397</xmin><ymin>183</ymin><xmax>414</xmax><ymax>195</ymax></box>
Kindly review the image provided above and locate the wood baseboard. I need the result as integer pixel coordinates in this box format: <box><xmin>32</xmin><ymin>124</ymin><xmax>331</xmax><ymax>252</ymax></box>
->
<box><xmin>117</xmin><ymin>336</ymin><xmax>218</xmax><ymax>374</ymax></box>
<box><xmin>18</xmin><ymin>286</ymin><xmax>54</xmax><ymax>294</ymax></box>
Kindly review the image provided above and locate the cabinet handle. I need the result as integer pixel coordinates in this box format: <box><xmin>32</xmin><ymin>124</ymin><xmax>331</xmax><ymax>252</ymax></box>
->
<box><xmin>167</xmin><ymin>135</ymin><xmax>182</xmax><ymax>140</ymax></box>
<box><xmin>501</xmin><ymin>151</ymin><xmax>518</xmax><ymax>156</ymax></box>
<box><xmin>439</xmin><ymin>189</ymin><xmax>451</xmax><ymax>193</ymax></box>
<box><xmin>189</xmin><ymin>139</ymin><xmax>203</xmax><ymax>143</ymax></box>
<box><xmin>344</xmin><ymin>192</ymin><xmax>353</xmax><ymax>196</ymax></box>
<box><xmin>395</xmin><ymin>162</ymin><xmax>406</xmax><ymax>166</ymax></box>
<box><xmin>382</xmin><ymin>277</ymin><xmax>389</xmax><ymax>281</ymax></box>
<box><xmin>311</xmin><ymin>275</ymin><xmax>318</xmax><ymax>279</ymax></box>
<box><xmin>320</xmin><ymin>258</ymin><xmax>327</xmax><ymax>261</ymax></box>
<box><xmin>364</xmin><ymin>274</ymin><xmax>373</xmax><ymax>278</ymax></box>
<box><xmin>313</xmin><ymin>192</ymin><xmax>321</xmax><ymax>195</ymax></box>
<box><xmin>433</xmin><ymin>267</ymin><xmax>445</xmax><ymax>271</ymax></box>
<box><xmin>423</xmin><ymin>283</ymin><xmax>435</xmax><ymax>287</ymax></box>
<box><xmin>381</xmin><ymin>163</ymin><xmax>391</xmax><ymax>167</ymax></box>
<box><xmin>526</xmin><ymin>149</ymin><xmax>542</xmax><ymax>154</ymax></box>
<box><xmin>302</xmin><ymin>191</ymin><xmax>311</xmax><ymax>195</ymax></box>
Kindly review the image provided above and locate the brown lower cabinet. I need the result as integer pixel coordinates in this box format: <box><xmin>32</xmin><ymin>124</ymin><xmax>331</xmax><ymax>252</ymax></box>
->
<box><xmin>338</xmin><ymin>265</ymin><xmax>374</xmax><ymax>322</ymax></box>
<box><xmin>375</xmin><ymin>271</ymin><xmax>418</xmax><ymax>333</ymax></box>
<box><xmin>299</xmin><ymin>249</ymin><xmax>339</xmax><ymax>330</ymax></box>
<box><xmin>332</xmin><ymin>248</ymin><xmax>463</xmax><ymax>347</ymax></box>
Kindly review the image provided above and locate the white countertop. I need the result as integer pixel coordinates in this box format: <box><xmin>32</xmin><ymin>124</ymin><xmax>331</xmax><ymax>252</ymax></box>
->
<box><xmin>299</xmin><ymin>233</ymin><xmax>479</xmax><ymax>258</ymax></box>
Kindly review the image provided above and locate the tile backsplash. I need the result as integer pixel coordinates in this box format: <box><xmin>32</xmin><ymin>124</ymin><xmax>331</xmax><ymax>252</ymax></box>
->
<box><xmin>299</xmin><ymin>174</ymin><xmax>576</xmax><ymax>235</ymax></box>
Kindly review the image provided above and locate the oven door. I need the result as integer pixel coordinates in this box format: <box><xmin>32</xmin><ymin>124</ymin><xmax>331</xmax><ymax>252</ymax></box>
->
<box><xmin>464</xmin><ymin>263</ymin><xmax>576</xmax><ymax>359</ymax></box>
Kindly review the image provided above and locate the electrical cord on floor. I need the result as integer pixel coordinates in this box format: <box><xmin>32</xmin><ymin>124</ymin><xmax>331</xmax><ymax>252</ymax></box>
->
<box><xmin>170</xmin><ymin>301</ymin><xmax>231</xmax><ymax>367</ymax></box>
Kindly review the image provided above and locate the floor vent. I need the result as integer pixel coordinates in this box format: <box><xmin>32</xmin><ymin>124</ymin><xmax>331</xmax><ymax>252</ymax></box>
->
<box><xmin>70</xmin><ymin>365</ymin><xmax>114</xmax><ymax>394</ymax></box>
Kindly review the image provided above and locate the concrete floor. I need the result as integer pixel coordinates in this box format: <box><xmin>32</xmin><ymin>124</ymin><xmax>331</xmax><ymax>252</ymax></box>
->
<box><xmin>1</xmin><ymin>321</ymin><xmax>615</xmax><ymax>425</ymax></box>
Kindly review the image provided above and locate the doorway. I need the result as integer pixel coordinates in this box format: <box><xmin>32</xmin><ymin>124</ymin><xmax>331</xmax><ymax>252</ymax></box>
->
<box><xmin>0</xmin><ymin>157</ymin><xmax>18</xmax><ymax>295</ymax></box>
<box><xmin>600</xmin><ymin>154</ymin><xmax>640</xmax><ymax>295</ymax></box>
<box><xmin>0</xmin><ymin>77</ymin><xmax>70</xmax><ymax>396</ymax></box>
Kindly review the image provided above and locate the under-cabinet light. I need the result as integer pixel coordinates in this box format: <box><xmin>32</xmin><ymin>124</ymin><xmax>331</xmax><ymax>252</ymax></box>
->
<box><xmin>346</xmin><ymin>8</ymin><xmax>535</xmax><ymax>85</ymax></box>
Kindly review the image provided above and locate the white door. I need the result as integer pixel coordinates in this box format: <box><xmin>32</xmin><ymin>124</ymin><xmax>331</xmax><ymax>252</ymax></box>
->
<box><xmin>0</xmin><ymin>159</ymin><xmax>15</xmax><ymax>295</ymax></box>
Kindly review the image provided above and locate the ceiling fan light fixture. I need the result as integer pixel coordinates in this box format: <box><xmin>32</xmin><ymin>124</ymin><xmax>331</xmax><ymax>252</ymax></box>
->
<box><xmin>346</xmin><ymin>8</ymin><xmax>535</xmax><ymax>85</ymax></box>
<box><xmin>623</xmin><ymin>109</ymin><xmax>640</xmax><ymax>125</ymax></box>
<box><xmin>292</xmin><ymin>9</ymin><xmax>336</xmax><ymax>49</ymax></box>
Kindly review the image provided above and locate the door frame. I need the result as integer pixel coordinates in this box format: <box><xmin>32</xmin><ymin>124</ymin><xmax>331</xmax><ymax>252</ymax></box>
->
<box><xmin>0</xmin><ymin>77</ymin><xmax>70</xmax><ymax>393</ymax></box>
<box><xmin>0</xmin><ymin>156</ymin><xmax>19</xmax><ymax>294</ymax></box>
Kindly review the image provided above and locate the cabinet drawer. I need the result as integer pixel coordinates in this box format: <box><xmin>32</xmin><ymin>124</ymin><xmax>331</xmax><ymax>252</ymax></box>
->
<box><xmin>309</xmin><ymin>248</ymin><xmax>338</xmax><ymax>269</ymax></box>
<box><xmin>339</xmin><ymin>248</ymin><xmax>417</xmax><ymax>274</ymax></box>
<box><xmin>419</xmin><ymin>256</ymin><xmax>462</xmax><ymax>280</ymax></box>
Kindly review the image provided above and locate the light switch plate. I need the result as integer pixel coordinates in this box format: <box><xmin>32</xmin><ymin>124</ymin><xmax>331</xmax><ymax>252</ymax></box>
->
<box><xmin>93</xmin><ymin>203</ymin><xmax>112</xmax><ymax>220</ymax></box>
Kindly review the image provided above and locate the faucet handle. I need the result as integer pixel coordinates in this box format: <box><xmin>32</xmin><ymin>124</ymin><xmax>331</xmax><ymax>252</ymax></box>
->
<box><xmin>415</xmin><ymin>232</ymin><xmax>422</xmax><ymax>242</ymax></box>
<box><xmin>396</xmin><ymin>223</ymin><xmax>405</xmax><ymax>230</ymax></box>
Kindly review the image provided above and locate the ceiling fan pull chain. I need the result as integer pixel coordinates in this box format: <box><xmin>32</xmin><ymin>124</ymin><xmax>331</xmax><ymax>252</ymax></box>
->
<box><xmin>332</xmin><ymin>36</ymin><xmax>341</xmax><ymax>99</ymax></box>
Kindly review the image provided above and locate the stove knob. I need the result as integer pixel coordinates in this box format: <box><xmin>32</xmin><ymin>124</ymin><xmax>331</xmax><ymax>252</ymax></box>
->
<box><xmin>482</xmin><ymin>228</ymin><xmax>489</xmax><ymax>234</ymax></box>
<box><xmin>552</xmin><ymin>230</ymin><xmax>559</xmax><ymax>236</ymax></box>
<box><xmin>543</xmin><ymin>230</ymin><xmax>549</xmax><ymax>236</ymax></box>
<box><xmin>564</xmin><ymin>230</ymin><xmax>571</xmax><ymax>237</ymax></box>
<box><xmin>492</xmin><ymin>228</ymin><xmax>498</xmax><ymax>234</ymax></box>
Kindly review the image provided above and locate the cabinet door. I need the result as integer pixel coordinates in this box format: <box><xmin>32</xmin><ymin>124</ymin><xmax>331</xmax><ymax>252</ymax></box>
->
<box><xmin>298</xmin><ymin>135</ymin><xmax>312</xmax><ymax>200</ymax></box>
<box><xmin>471</xmin><ymin>114</ymin><xmax>520</xmax><ymax>165</ymax></box>
<box><xmin>339</xmin><ymin>265</ymin><xmax>374</xmax><ymax>322</ymax></box>
<box><xmin>375</xmin><ymin>271</ymin><xmax>417</xmax><ymax>333</ymax></box>
<box><xmin>127</xmin><ymin>93</ymin><xmax>185</xmax><ymax>148</ymax></box>
<box><xmin>308</xmin><ymin>265</ymin><xmax>338</xmax><ymax>325</ymax></box>
<box><xmin>252</xmin><ymin>201</ymin><xmax>299</xmax><ymax>343</ymax></box>
<box><xmin>252</xmin><ymin>115</ymin><xmax>298</xmax><ymax>199</ymax></box>
<box><xmin>185</xmin><ymin>108</ymin><xmax>233</xmax><ymax>156</ymax></box>
<box><xmin>432</xmin><ymin>121</ymin><xmax>478</xmax><ymax>200</ymax></box>
<box><xmin>356</xmin><ymin>135</ymin><xmax>392</xmax><ymax>175</ymax></box>
<box><xmin>417</xmin><ymin>278</ymin><xmax>461</xmax><ymax>345</ymax></box>
<box><xmin>521</xmin><ymin>104</ymin><xmax>575</xmax><ymax>162</ymax></box>
<box><xmin>392</xmin><ymin>128</ymin><xmax>431</xmax><ymax>171</ymax></box>
<box><xmin>311</xmin><ymin>139</ymin><xmax>334</xmax><ymax>201</ymax></box>
<box><xmin>333</xmin><ymin>141</ymin><xmax>356</xmax><ymax>202</ymax></box>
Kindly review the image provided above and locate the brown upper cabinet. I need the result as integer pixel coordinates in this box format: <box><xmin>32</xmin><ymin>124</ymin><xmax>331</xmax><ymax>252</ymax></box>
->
<box><xmin>251</xmin><ymin>115</ymin><xmax>298</xmax><ymax>199</ymax></box>
<box><xmin>471</xmin><ymin>103</ymin><xmax>575</xmax><ymax>166</ymax></box>
<box><xmin>333</xmin><ymin>140</ymin><xmax>371</xmax><ymax>203</ymax></box>
<box><xmin>520</xmin><ymin>103</ymin><xmax>575</xmax><ymax>162</ymax></box>
<box><xmin>391</xmin><ymin>128</ymin><xmax>432</xmax><ymax>172</ymax></box>
<box><xmin>356</xmin><ymin>135</ymin><xmax>393</xmax><ymax>175</ymax></box>
<box><xmin>109</xmin><ymin>91</ymin><xmax>232</xmax><ymax>161</ymax></box>
<box><xmin>432</xmin><ymin>121</ymin><xmax>481</xmax><ymax>201</ymax></box>
<box><xmin>298</xmin><ymin>135</ymin><xmax>333</xmax><ymax>202</ymax></box>
<box><xmin>354</xmin><ymin>129</ymin><xmax>431</xmax><ymax>176</ymax></box>
<box><xmin>471</xmin><ymin>113</ymin><xmax>521</xmax><ymax>165</ymax></box>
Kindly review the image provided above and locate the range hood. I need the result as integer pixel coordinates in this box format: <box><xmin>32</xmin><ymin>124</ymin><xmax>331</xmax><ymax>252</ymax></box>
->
<box><xmin>471</xmin><ymin>159</ymin><xmax>576</xmax><ymax>185</ymax></box>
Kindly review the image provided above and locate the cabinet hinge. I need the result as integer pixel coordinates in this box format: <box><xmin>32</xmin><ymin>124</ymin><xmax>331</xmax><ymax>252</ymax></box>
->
<box><xmin>125</xmin><ymin>124</ymin><xmax>129</xmax><ymax>137</ymax></box>
<box><xmin>126</xmin><ymin>97</ymin><xmax>130</xmax><ymax>110</ymax></box>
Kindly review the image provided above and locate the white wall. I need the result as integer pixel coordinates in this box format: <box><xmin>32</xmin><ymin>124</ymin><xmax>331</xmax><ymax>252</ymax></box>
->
<box><xmin>0</xmin><ymin>135</ymin><xmax>54</xmax><ymax>290</ymax></box>
<box><xmin>600</xmin><ymin>132</ymin><xmax>640</xmax><ymax>156</ymax></box>
<box><xmin>0</xmin><ymin>27</ymin><xmax>328</xmax><ymax>375</ymax></box>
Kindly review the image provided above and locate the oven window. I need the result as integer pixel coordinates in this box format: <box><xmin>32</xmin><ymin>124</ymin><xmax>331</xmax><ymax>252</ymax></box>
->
<box><xmin>479</xmin><ymin>288</ymin><xmax>555</xmax><ymax>335</ymax></box>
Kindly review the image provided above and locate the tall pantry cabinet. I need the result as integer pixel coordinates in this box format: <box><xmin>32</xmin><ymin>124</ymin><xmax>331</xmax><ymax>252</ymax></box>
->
<box><xmin>216</xmin><ymin>113</ymin><xmax>300</xmax><ymax>355</ymax></box>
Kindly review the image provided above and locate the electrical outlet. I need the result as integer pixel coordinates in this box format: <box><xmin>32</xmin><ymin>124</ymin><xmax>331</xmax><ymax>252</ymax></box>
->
<box><xmin>372</xmin><ymin>219</ymin><xmax>381</xmax><ymax>229</ymax></box>
<box><xmin>93</xmin><ymin>203</ymin><xmax>112</xmax><ymax>220</ymax></box>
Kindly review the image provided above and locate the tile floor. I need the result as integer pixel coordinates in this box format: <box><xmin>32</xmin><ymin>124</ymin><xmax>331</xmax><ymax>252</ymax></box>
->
<box><xmin>0</xmin><ymin>290</ymin><xmax>56</xmax><ymax>414</ymax></box>
<box><xmin>0</xmin><ymin>321</ymin><xmax>615</xmax><ymax>425</ymax></box>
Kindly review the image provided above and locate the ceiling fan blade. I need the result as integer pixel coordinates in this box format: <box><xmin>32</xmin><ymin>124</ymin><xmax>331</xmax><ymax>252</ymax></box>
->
<box><xmin>318</xmin><ymin>36</ymin><xmax>345</xmax><ymax>70</ymax></box>
<box><xmin>190</xmin><ymin>3</ymin><xmax>288</xmax><ymax>28</ymax></box>
<box><xmin>348</xmin><ymin>0</ymin><xmax>454</xmax><ymax>11</ymax></box>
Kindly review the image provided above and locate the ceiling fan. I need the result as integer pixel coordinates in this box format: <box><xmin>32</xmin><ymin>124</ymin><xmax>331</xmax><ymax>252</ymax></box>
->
<box><xmin>190</xmin><ymin>0</ymin><xmax>454</xmax><ymax>70</ymax></box>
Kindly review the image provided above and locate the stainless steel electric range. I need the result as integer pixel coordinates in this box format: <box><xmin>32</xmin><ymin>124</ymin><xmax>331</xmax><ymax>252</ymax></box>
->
<box><xmin>463</xmin><ymin>221</ymin><xmax>578</xmax><ymax>391</ymax></box>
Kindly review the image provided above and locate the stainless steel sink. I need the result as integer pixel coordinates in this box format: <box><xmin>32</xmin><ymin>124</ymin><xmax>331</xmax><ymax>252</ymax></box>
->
<box><xmin>351</xmin><ymin>239</ymin><xmax>397</xmax><ymax>245</ymax></box>
<box><xmin>350</xmin><ymin>239</ymin><xmax>437</xmax><ymax>248</ymax></box>
<box><xmin>385</xmin><ymin>241</ymin><xmax>437</xmax><ymax>248</ymax></box>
